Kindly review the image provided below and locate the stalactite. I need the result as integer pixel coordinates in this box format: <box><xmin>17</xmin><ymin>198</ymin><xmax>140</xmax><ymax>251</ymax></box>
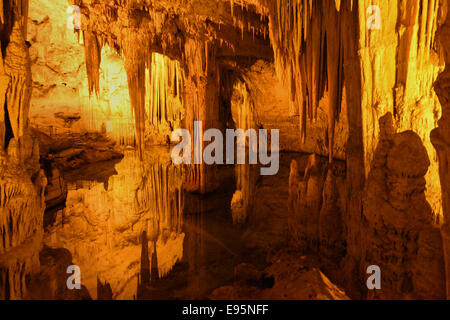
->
<box><xmin>83</xmin><ymin>30</ymin><xmax>102</xmax><ymax>97</ymax></box>
<box><xmin>268</xmin><ymin>0</ymin><xmax>345</xmax><ymax>162</ymax></box>
<box><xmin>125</xmin><ymin>56</ymin><xmax>146</xmax><ymax>160</ymax></box>
<box><xmin>183</xmin><ymin>39</ymin><xmax>220</xmax><ymax>193</ymax></box>
<box><xmin>135</xmin><ymin>156</ymin><xmax>184</xmax><ymax>252</ymax></box>
<box><xmin>231</xmin><ymin>80</ymin><xmax>258</xmax><ymax>135</ymax></box>
<box><xmin>148</xmin><ymin>53</ymin><xmax>184</xmax><ymax>128</ymax></box>
<box><xmin>4</xmin><ymin>22</ymin><xmax>32</xmax><ymax>140</ymax></box>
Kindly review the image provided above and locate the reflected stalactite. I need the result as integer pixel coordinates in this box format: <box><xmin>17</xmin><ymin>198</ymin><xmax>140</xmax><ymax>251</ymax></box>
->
<box><xmin>140</xmin><ymin>231</ymin><xmax>150</xmax><ymax>286</ymax></box>
<box><xmin>231</xmin><ymin>164</ymin><xmax>259</xmax><ymax>225</ymax></box>
<box><xmin>0</xmin><ymin>234</ymin><xmax>41</xmax><ymax>300</ymax></box>
<box><xmin>137</xmin><ymin>232</ymin><xmax>161</xmax><ymax>299</ymax></box>
<box><xmin>44</xmin><ymin>150</ymin><xmax>184</xmax><ymax>299</ymax></box>
<box><xmin>0</xmin><ymin>0</ymin><xmax>46</xmax><ymax>300</ymax></box>
<box><xmin>97</xmin><ymin>277</ymin><xmax>113</xmax><ymax>300</ymax></box>
<box><xmin>134</xmin><ymin>153</ymin><xmax>184</xmax><ymax>246</ymax></box>
<box><xmin>182</xmin><ymin>195</ymin><xmax>207</xmax><ymax>298</ymax></box>
<box><xmin>150</xmin><ymin>240</ymin><xmax>159</xmax><ymax>282</ymax></box>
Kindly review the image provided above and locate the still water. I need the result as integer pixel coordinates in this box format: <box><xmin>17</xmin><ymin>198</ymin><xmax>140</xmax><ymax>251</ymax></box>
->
<box><xmin>35</xmin><ymin>147</ymin><xmax>297</xmax><ymax>299</ymax></box>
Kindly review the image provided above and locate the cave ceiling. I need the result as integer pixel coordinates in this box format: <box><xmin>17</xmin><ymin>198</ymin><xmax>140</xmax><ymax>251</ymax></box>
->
<box><xmin>73</xmin><ymin>0</ymin><xmax>273</xmax><ymax>67</ymax></box>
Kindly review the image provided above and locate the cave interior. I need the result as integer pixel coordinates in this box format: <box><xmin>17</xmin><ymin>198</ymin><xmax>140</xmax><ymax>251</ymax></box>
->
<box><xmin>0</xmin><ymin>0</ymin><xmax>450</xmax><ymax>300</ymax></box>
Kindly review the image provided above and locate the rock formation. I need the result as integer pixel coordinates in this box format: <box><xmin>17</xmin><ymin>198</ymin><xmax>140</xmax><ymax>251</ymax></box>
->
<box><xmin>1</xmin><ymin>0</ymin><xmax>450</xmax><ymax>301</ymax></box>
<box><xmin>0</xmin><ymin>0</ymin><xmax>47</xmax><ymax>300</ymax></box>
<box><xmin>363</xmin><ymin>116</ymin><xmax>445</xmax><ymax>299</ymax></box>
<box><xmin>431</xmin><ymin>0</ymin><xmax>450</xmax><ymax>298</ymax></box>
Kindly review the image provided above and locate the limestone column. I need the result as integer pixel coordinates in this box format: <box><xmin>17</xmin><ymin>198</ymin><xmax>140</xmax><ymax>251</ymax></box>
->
<box><xmin>183</xmin><ymin>38</ymin><xmax>222</xmax><ymax>194</ymax></box>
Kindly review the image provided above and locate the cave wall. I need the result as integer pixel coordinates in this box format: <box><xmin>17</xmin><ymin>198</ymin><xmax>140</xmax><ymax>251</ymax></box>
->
<box><xmin>4</xmin><ymin>0</ymin><xmax>449</xmax><ymax>300</ymax></box>
<box><xmin>431</xmin><ymin>0</ymin><xmax>450</xmax><ymax>298</ymax></box>
<box><xmin>27</xmin><ymin>0</ymin><xmax>86</xmax><ymax>135</ymax></box>
<box><xmin>0</xmin><ymin>0</ymin><xmax>47</xmax><ymax>299</ymax></box>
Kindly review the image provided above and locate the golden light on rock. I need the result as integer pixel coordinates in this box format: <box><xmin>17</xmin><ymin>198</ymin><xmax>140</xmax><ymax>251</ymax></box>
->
<box><xmin>0</xmin><ymin>0</ymin><xmax>450</xmax><ymax>301</ymax></box>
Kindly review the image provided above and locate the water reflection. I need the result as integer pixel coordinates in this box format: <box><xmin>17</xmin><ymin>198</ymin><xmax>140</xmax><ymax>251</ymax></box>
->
<box><xmin>44</xmin><ymin>148</ymin><xmax>185</xmax><ymax>299</ymax></box>
<box><xmin>1</xmin><ymin>147</ymin><xmax>297</xmax><ymax>300</ymax></box>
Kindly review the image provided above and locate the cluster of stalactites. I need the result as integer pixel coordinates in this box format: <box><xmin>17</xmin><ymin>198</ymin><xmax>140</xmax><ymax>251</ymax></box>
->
<box><xmin>268</xmin><ymin>0</ymin><xmax>351</xmax><ymax>162</ymax></box>
<box><xmin>148</xmin><ymin>53</ymin><xmax>184</xmax><ymax>126</ymax></box>
<box><xmin>232</xmin><ymin>80</ymin><xmax>257</xmax><ymax>132</ymax></box>
<box><xmin>230</xmin><ymin>0</ymin><xmax>270</xmax><ymax>41</ymax></box>
<box><xmin>0</xmin><ymin>0</ymin><xmax>29</xmax><ymax>33</ymax></box>
<box><xmin>124</xmin><ymin>48</ymin><xmax>146</xmax><ymax>159</ymax></box>
<box><xmin>81</xmin><ymin>32</ymin><xmax>185</xmax><ymax>156</ymax></box>
<box><xmin>395</xmin><ymin>0</ymin><xmax>444</xmax><ymax>93</ymax></box>
<box><xmin>403</xmin><ymin>0</ymin><xmax>442</xmax><ymax>63</ymax></box>
<box><xmin>134</xmin><ymin>159</ymin><xmax>184</xmax><ymax>244</ymax></box>
<box><xmin>124</xmin><ymin>50</ymin><xmax>185</xmax><ymax>159</ymax></box>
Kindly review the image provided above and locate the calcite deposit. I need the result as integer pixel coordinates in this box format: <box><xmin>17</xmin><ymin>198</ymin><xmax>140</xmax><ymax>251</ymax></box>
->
<box><xmin>1</xmin><ymin>0</ymin><xmax>450</xmax><ymax>301</ymax></box>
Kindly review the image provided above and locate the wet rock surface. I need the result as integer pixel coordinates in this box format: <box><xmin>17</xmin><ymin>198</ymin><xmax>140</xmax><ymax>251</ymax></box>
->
<box><xmin>2</xmin><ymin>0</ymin><xmax>450</xmax><ymax>301</ymax></box>
<box><xmin>210</xmin><ymin>250</ymin><xmax>349</xmax><ymax>300</ymax></box>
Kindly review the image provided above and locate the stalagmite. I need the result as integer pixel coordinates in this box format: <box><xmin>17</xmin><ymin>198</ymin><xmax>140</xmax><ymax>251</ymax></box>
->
<box><xmin>0</xmin><ymin>0</ymin><xmax>46</xmax><ymax>300</ymax></box>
